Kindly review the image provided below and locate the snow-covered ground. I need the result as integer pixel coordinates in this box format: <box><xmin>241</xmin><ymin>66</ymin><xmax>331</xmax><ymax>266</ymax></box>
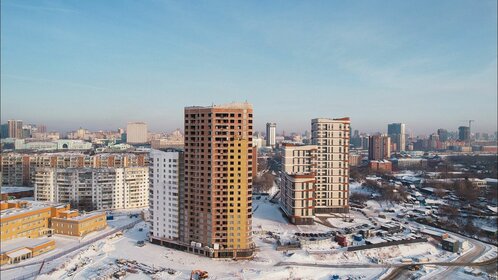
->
<box><xmin>6</xmin><ymin>199</ymin><xmax>471</xmax><ymax>280</ymax></box>
<box><xmin>0</xmin><ymin>215</ymin><xmax>141</xmax><ymax>280</ymax></box>
<box><xmin>35</xmin><ymin>215</ymin><xmax>385</xmax><ymax>280</ymax></box>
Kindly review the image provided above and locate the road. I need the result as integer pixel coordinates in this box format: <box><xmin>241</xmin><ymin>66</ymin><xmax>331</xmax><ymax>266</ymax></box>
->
<box><xmin>277</xmin><ymin>256</ymin><xmax>497</xmax><ymax>269</ymax></box>
<box><xmin>428</xmin><ymin>235</ymin><xmax>488</xmax><ymax>279</ymax></box>
<box><xmin>382</xmin><ymin>233</ymin><xmax>492</xmax><ymax>280</ymax></box>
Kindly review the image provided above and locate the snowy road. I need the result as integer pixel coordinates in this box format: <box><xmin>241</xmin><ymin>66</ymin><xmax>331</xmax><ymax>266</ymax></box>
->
<box><xmin>382</xmin><ymin>234</ymin><xmax>495</xmax><ymax>280</ymax></box>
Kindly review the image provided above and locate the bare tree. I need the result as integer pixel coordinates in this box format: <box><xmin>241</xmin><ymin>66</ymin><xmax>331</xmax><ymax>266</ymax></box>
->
<box><xmin>350</xmin><ymin>192</ymin><xmax>369</xmax><ymax>204</ymax></box>
<box><xmin>439</xmin><ymin>204</ymin><xmax>459</xmax><ymax>216</ymax></box>
<box><xmin>257</xmin><ymin>157</ymin><xmax>268</xmax><ymax>172</ymax></box>
<box><xmin>455</xmin><ymin>180</ymin><xmax>479</xmax><ymax>202</ymax></box>
<box><xmin>253</xmin><ymin>172</ymin><xmax>276</xmax><ymax>193</ymax></box>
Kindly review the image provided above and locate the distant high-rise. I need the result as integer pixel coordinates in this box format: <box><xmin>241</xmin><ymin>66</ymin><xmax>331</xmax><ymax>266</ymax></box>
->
<box><xmin>311</xmin><ymin>117</ymin><xmax>350</xmax><ymax>214</ymax></box>
<box><xmin>437</xmin><ymin>129</ymin><xmax>449</xmax><ymax>142</ymax></box>
<box><xmin>0</xmin><ymin>123</ymin><xmax>8</xmax><ymax>139</ymax></box>
<box><xmin>266</xmin><ymin>122</ymin><xmax>276</xmax><ymax>147</ymax></box>
<box><xmin>126</xmin><ymin>122</ymin><xmax>148</xmax><ymax>144</ymax></box>
<box><xmin>458</xmin><ymin>126</ymin><xmax>470</xmax><ymax>142</ymax></box>
<box><xmin>37</xmin><ymin>125</ymin><xmax>47</xmax><ymax>133</ymax></box>
<box><xmin>7</xmin><ymin>120</ymin><xmax>23</xmax><ymax>139</ymax></box>
<box><xmin>387</xmin><ymin>123</ymin><xmax>406</xmax><ymax>152</ymax></box>
<box><xmin>183</xmin><ymin>102</ymin><xmax>254</xmax><ymax>258</ymax></box>
<box><xmin>368</xmin><ymin>134</ymin><xmax>391</xmax><ymax>160</ymax></box>
<box><xmin>428</xmin><ymin>133</ymin><xmax>441</xmax><ymax>150</ymax></box>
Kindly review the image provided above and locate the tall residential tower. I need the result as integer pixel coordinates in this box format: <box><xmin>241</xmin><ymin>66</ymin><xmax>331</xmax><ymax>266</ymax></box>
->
<box><xmin>266</xmin><ymin>122</ymin><xmax>276</xmax><ymax>148</ymax></box>
<box><xmin>311</xmin><ymin>118</ymin><xmax>350</xmax><ymax>214</ymax></box>
<box><xmin>7</xmin><ymin>120</ymin><xmax>23</xmax><ymax>139</ymax></box>
<box><xmin>388</xmin><ymin>123</ymin><xmax>406</xmax><ymax>152</ymax></box>
<box><xmin>368</xmin><ymin>134</ymin><xmax>391</xmax><ymax>160</ymax></box>
<box><xmin>183</xmin><ymin>102</ymin><xmax>254</xmax><ymax>258</ymax></box>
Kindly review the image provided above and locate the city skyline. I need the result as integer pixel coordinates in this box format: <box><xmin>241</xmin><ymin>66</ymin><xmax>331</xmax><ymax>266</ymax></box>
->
<box><xmin>1</xmin><ymin>117</ymin><xmax>497</xmax><ymax>138</ymax></box>
<box><xmin>1</xmin><ymin>1</ymin><xmax>497</xmax><ymax>134</ymax></box>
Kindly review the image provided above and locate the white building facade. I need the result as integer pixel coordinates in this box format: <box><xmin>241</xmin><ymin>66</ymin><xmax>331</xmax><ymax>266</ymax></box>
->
<box><xmin>266</xmin><ymin>122</ymin><xmax>276</xmax><ymax>148</ymax></box>
<box><xmin>34</xmin><ymin>167</ymin><xmax>149</xmax><ymax>210</ymax></box>
<box><xmin>149</xmin><ymin>149</ymin><xmax>183</xmax><ymax>241</ymax></box>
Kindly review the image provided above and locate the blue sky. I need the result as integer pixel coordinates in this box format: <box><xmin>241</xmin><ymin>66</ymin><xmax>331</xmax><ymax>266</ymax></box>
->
<box><xmin>1</xmin><ymin>0</ymin><xmax>497</xmax><ymax>135</ymax></box>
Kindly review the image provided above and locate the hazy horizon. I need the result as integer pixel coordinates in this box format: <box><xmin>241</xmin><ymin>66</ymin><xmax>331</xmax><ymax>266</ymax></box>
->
<box><xmin>1</xmin><ymin>1</ymin><xmax>497</xmax><ymax>135</ymax></box>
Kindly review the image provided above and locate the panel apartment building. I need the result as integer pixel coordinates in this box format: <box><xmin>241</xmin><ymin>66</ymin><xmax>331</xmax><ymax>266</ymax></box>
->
<box><xmin>0</xmin><ymin>152</ymin><xmax>148</xmax><ymax>187</ymax></box>
<box><xmin>150</xmin><ymin>102</ymin><xmax>254</xmax><ymax>259</ymax></box>
<box><xmin>34</xmin><ymin>166</ymin><xmax>149</xmax><ymax>210</ymax></box>
<box><xmin>149</xmin><ymin>148</ymin><xmax>183</xmax><ymax>241</ymax></box>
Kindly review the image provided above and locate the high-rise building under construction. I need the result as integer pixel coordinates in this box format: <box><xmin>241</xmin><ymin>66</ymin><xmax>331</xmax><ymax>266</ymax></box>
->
<box><xmin>182</xmin><ymin>102</ymin><xmax>254</xmax><ymax>258</ymax></box>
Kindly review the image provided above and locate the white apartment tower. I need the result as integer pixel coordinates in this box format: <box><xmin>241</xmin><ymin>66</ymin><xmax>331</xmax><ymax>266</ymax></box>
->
<box><xmin>266</xmin><ymin>122</ymin><xmax>276</xmax><ymax>148</ymax></box>
<box><xmin>127</xmin><ymin>122</ymin><xmax>148</xmax><ymax>144</ymax></box>
<box><xmin>311</xmin><ymin>118</ymin><xmax>350</xmax><ymax>214</ymax></box>
<box><xmin>149</xmin><ymin>149</ymin><xmax>183</xmax><ymax>241</ymax></box>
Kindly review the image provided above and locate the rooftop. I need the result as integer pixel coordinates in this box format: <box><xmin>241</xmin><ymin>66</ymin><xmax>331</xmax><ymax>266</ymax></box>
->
<box><xmin>1</xmin><ymin>186</ymin><xmax>34</xmax><ymax>194</ymax></box>
<box><xmin>311</xmin><ymin>117</ymin><xmax>350</xmax><ymax>123</ymax></box>
<box><xmin>57</xmin><ymin>211</ymin><xmax>105</xmax><ymax>221</ymax></box>
<box><xmin>0</xmin><ymin>200</ymin><xmax>66</xmax><ymax>220</ymax></box>
<box><xmin>185</xmin><ymin>102</ymin><xmax>253</xmax><ymax>110</ymax></box>
<box><xmin>0</xmin><ymin>237</ymin><xmax>54</xmax><ymax>254</ymax></box>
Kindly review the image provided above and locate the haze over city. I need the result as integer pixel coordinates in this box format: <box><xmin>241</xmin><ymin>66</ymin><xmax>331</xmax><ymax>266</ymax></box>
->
<box><xmin>1</xmin><ymin>0</ymin><xmax>497</xmax><ymax>134</ymax></box>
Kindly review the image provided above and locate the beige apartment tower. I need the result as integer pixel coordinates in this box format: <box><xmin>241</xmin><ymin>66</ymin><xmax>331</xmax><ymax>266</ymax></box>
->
<box><xmin>126</xmin><ymin>122</ymin><xmax>148</xmax><ymax>144</ymax></box>
<box><xmin>8</xmin><ymin>120</ymin><xmax>23</xmax><ymax>139</ymax></box>
<box><xmin>311</xmin><ymin>118</ymin><xmax>350</xmax><ymax>214</ymax></box>
<box><xmin>182</xmin><ymin>102</ymin><xmax>254</xmax><ymax>258</ymax></box>
<box><xmin>368</xmin><ymin>134</ymin><xmax>391</xmax><ymax>160</ymax></box>
<box><xmin>280</xmin><ymin>143</ymin><xmax>318</xmax><ymax>224</ymax></box>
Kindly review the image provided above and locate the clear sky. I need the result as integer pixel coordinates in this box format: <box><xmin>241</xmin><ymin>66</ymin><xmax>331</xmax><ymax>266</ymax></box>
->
<box><xmin>1</xmin><ymin>0</ymin><xmax>497</xmax><ymax>135</ymax></box>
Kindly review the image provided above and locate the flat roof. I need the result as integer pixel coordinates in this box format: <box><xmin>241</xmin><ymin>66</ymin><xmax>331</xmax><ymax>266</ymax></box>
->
<box><xmin>6</xmin><ymin>248</ymin><xmax>32</xmax><ymax>258</ymax></box>
<box><xmin>52</xmin><ymin>211</ymin><xmax>105</xmax><ymax>221</ymax></box>
<box><xmin>1</xmin><ymin>186</ymin><xmax>34</xmax><ymax>194</ymax></box>
<box><xmin>0</xmin><ymin>237</ymin><xmax>54</xmax><ymax>254</ymax></box>
<box><xmin>0</xmin><ymin>200</ymin><xmax>66</xmax><ymax>219</ymax></box>
<box><xmin>185</xmin><ymin>102</ymin><xmax>253</xmax><ymax>110</ymax></box>
<box><xmin>311</xmin><ymin>117</ymin><xmax>350</xmax><ymax>122</ymax></box>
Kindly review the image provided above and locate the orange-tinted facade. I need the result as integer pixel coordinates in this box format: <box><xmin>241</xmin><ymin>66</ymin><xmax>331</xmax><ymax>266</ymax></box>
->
<box><xmin>183</xmin><ymin>103</ymin><xmax>254</xmax><ymax>258</ymax></box>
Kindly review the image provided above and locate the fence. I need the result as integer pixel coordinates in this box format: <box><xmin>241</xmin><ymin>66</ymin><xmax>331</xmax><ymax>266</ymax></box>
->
<box><xmin>347</xmin><ymin>237</ymin><xmax>428</xmax><ymax>252</ymax></box>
